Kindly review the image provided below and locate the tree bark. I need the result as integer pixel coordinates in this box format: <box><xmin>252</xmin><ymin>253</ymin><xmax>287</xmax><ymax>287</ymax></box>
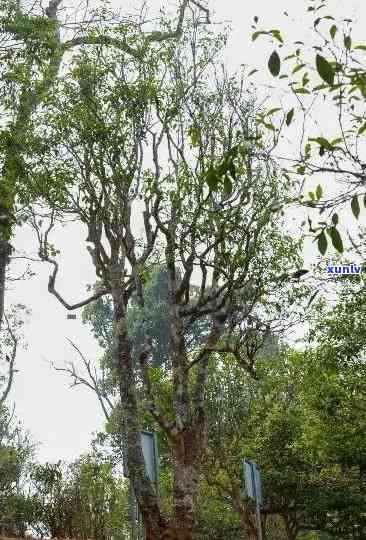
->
<box><xmin>282</xmin><ymin>514</ymin><xmax>299</xmax><ymax>540</ymax></box>
<box><xmin>111</xmin><ymin>279</ymin><xmax>166</xmax><ymax>538</ymax></box>
<box><xmin>0</xmin><ymin>239</ymin><xmax>11</xmax><ymax>330</ymax></box>
<box><xmin>171</xmin><ymin>430</ymin><xmax>200</xmax><ymax>538</ymax></box>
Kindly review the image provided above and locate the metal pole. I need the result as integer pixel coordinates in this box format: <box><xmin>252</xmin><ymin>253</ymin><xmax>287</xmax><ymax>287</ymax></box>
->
<box><xmin>255</xmin><ymin>502</ymin><xmax>263</xmax><ymax>540</ymax></box>
<box><xmin>130</xmin><ymin>488</ymin><xmax>138</xmax><ymax>540</ymax></box>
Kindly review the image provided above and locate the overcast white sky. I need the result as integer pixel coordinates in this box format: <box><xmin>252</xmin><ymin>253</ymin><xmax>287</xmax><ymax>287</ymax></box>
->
<box><xmin>5</xmin><ymin>0</ymin><xmax>366</xmax><ymax>464</ymax></box>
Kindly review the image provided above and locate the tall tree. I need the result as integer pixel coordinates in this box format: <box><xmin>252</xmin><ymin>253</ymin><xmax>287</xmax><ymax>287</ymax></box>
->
<box><xmin>31</xmin><ymin>20</ymin><xmax>306</xmax><ymax>538</ymax></box>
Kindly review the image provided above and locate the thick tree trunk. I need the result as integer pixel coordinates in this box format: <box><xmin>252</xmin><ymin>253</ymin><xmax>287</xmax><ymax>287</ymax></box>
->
<box><xmin>171</xmin><ymin>430</ymin><xmax>200</xmax><ymax>538</ymax></box>
<box><xmin>111</xmin><ymin>281</ymin><xmax>166</xmax><ymax>538</ymax></box>
<box><xmin>0</xmin><ymin>239</ymin><xmax>11</xmax><ymax>330</ymax></box>
<box><xmin>111</xmin><ymin>278</ymin><xmax>202</xmax><ymax>540</ymax></box>
<box><xmin>282</xmin><ymin>514</ymin><xmax>299</xmax><ymax>540</ymax></box>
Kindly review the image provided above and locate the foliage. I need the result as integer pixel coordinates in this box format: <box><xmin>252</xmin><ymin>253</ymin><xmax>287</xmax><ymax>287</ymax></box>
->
<box><xmin>0</xmin><ymin>404</ymin><xmax>35</xmax><ymax>536</ymax></box>
<box><xmin>250</xmin><ymin>0</ymin><xmax>366</xmax><ymax>252</ymax></box>
<box><xmin>29</xmin><ymin>453</ymin><xmax>131</xmax><ymax>539</ymax></box>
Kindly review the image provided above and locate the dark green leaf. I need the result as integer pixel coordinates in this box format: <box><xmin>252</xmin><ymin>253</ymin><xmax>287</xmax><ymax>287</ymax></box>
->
<box><xmin>332</xmin><ymin>213</ymin><xmax>339</xmax><ymax>225</ymax></box>
<box><xmin>286</xmin><ymin>108</ymin><xmax>294</xmax><ymax>126</ymax></box>
<box><xmin>268</xmin><ymin>50</ymin><xmax>281</xmax><ymax>77</ymax></box>
<box><xmin>317</xmin><ymin>231</ymin><xmax>327</xmax><ymax>255</ymax></box>
<box><xmin>205</xmin><ymin>168</ymin><xmax>219</xmax><ymax>191</ymax></box>
<box><xmin>228</xmin><ymin>161</ymin><xmax>236</xmax><ymax>179</ymax></box>
<box><xmin>270</xmin><ymin>29</ymin><xmax>284</xmax><ymax>44</ymax></box>
<box><xmin>309</xmin><ymin>137</ymin><xmax>333</xmax><ymax>150</ymax></box>
<box><xmin>315</xmin><ymin>54</ymin><xmax>335</xmax><ymax>85</ymax></box>
<box><xmin>223</xmin><ymin>176</ymin><xmax>233</xmax><ymax>195</ymax></box>
<box><xmin>330</xmin><ymin>24</ymin><xmax>337</xmax><ymax>39</ymax></box>
<box><xmin>329</xmin><ymin>226</ymin><xmax>344</xmax><ymax>253</ymax></box>
<box><xmin>252</xmin><ymin>31</ymin><xmax>268</xmax><ymax>41</ymax></box>
<box><xmin>351</xmin><ymin>195</ymin><xmax>360</xmax><ymax>219</ymax></box>
<box><xmin>316</xmin><ymin>184</ymin><xmax>323</xmax><ymax>199</ymax></box>
<box><xmin>293</xmin><ymin>88</ymin><xmax>310</xmax><ymax>94</ymax></box>
<box><xmin>248</xmin><ymin>69</ymin><xmax>258</xmax><ymax>76</ymax></box>
<box><xmin>355</xmin><ymin>45</ymin><xmax>366</xmax><ymax>51</ymax></box>
<box><xmin>344</xmin><ymin>35</ymin><xmax>352</xmax><ymax>50</ymax></box>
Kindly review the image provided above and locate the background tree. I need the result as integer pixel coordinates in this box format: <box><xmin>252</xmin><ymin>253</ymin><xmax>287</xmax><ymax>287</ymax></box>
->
<box><xmin>0</xmin><ymin>404</ymin><xmax>34</xmax><ymax>536</ymax></box>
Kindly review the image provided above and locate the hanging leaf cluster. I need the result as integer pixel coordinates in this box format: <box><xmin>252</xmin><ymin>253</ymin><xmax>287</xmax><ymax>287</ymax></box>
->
<box><xmin>204</xmin><ymin>145</ymin><xmax>242</xmax><ymax>195</ymax></box>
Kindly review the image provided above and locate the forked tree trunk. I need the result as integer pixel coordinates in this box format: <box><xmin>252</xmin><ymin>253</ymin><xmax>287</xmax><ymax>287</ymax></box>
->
<box><xmin>111</xmin><ymin>278</ymin><xmax>201</xmax><ymax>540</ymax></box>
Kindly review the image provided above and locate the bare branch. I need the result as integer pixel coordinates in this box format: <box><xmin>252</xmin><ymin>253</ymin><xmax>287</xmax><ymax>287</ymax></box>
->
<box><xmin>52</xmin><ymin>338</ymin><xmax>114</xmax><ymax>421</ymax></box>
<box><xmin>47</xmin><ymin>256</ymin><xmax>109</xmax><ymax>310</ymax></box>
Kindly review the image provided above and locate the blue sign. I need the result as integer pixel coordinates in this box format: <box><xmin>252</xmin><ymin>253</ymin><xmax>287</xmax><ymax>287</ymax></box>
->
<box><xmin>243</xmin><ymin>459</ymin><xmax>262</xmax><ymax>506</ymax></box>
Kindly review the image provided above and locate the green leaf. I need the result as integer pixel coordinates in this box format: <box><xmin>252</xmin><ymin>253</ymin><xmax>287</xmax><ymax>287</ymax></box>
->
<box><xmin>269</xmin><ymin>29</ymin><xmax>284</xmax><ymax>44</ymax></box>
<box><xmin>309</xmin><ymin>137</ymin><xmax>333</xmax><ymax>150</ymax></box>
<box><xmin>332</xmin><ymin>213</ymin><xmax>339</xmax><ymax>225</ymax></box>
<box><xmin>262</xmin><ymin>122</ymin><xmax>276</xmax><ymax>131</ymax></box>
<box><xmin>351</xmin><ymin>195</ymin><xmax>360</xmax><ymax>219</ymax></box>
<box><xmin>252</xmin><ymin>31</ymin><xmax>268</xmax><ymax>41</ymax></box>
<box><xmin>355</xmin><ymin>45</ymin><xmax>366</xmax><ymax>51</ymax></box>
<box><xmin>316</xmin><ymin>184</ymin><xmax>323</xmax><ymax>199</ymax></box>
<box><xmin>315</xmin><ymin>54</ymin><xmax>335</xmax><ymax>85</ymax></box>
<box><xmin>286</xmin><ymin>108</ymin><xmax>294</xmax><ymax>126</ymax></box>
<box><xmin>266</xmin><ymin>107</ymin><xmax>282</xmax><ymax>116</ymax></box>
<box><xmin>268</xmin><ymin>50</ymin><xmax>281</xmax><ymax>77</ymax></box>
<box><xmin>292</xmin><ymin>63</ymin><xmax>306</xmax><ymax>74</ymax></box>
<box><xmin>358</xmin><ymin>122</ymin><xmax>366</xmax><ymax>135</ymax></box>
<box><xmin>344</xmin><ymin>35</ymin><xmax>352</xmax><ymax>50</ymax></box>
<box><xmin>205</xmin><ymin>167</ymin><xmax>219</xmax><ymax>191</ymax></box>
<box><xmin>330</xmin><ymin>25</ymin><xmax>337</xmax><ymax>39</ymax></box>
<box><xmin>223</xmin><ymin>176</ymin><xmax>233</xmax><ymax>195</ymax></box>
<box><xmin>293</xmin><ymin>87</ymin><xmax>310</xmax><ymax>94</ymax></box>
<box><xmin>228</xmin><ymin>161</ymin><xmax>236</xmax><ymax>179</ymax></box>
<box><xmin>364</xmin><ymin>194</ymin><xmax>366</xmax><ymax>208</ymax></box>
<box><xmin>331</xmin><ymin>137</ymin><xmax>343</xmax><ymax>145</ymax></box>
<box><xmin>188</xmin><ymin>125</ymin><xmax>200</xmax><ymax>147</ymax></box>
<box><xmin>248</xmin><ymin>69</ymin><xmax>258</xmax><ymax>76</ymax></box>
<box><xmin>313</xmin><ymin>83</ymin><xmax>329</xmax><ymax>91</ymax></box>
<box><xmin>317</xmin><ymin>231</ymin><xmax>327</xmax><ymax>255</ymax></box>
<box><xmin>329</xmin><ymin>226</ymin><xmax>344</xmax><ymax>253</ymax></box>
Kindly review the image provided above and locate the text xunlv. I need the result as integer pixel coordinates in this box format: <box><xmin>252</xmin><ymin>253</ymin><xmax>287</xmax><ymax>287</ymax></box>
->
<box><xmin>327</xmin><ymin>264</ymin><xmax>362</xmax><ymax>275</ymax></box>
